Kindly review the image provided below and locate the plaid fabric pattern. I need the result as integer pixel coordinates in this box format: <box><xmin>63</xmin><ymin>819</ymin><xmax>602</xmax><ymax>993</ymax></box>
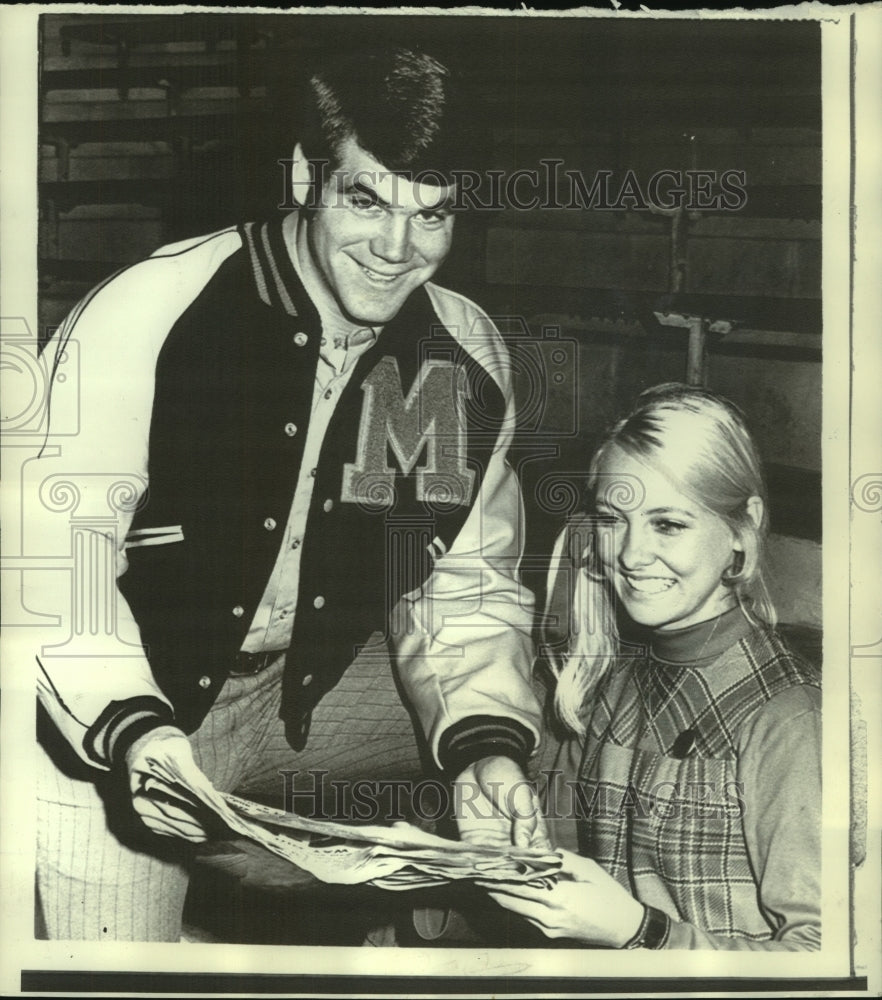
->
<box><xmin>577</xmin><ymin>625</ymin><xmax>820</xmax><ymax>941</ymax></box>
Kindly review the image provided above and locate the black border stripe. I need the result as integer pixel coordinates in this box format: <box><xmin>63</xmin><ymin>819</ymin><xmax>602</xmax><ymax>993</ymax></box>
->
<box><xmin>20</xmin><ymin>972</ymin><xmax>869</xmax><ymax>995</ymax></box>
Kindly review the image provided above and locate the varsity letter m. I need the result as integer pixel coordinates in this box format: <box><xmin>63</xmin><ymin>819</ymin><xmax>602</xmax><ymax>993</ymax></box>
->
<box><xmin>341</xmin><ymin>356</ymin><xmax>476</xmax><ymax>506</ymax></box>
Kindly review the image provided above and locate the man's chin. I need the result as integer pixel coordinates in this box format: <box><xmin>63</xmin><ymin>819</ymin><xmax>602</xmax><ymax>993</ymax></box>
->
<box><xmin>340</xmin><ymin>297</ymin><xmax>409</xmax><ymax>327</ymax></box>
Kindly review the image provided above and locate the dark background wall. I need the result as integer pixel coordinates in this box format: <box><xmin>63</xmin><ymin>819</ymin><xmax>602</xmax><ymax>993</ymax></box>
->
<box><xmin>38</xmin><ymin>13</ymin><xmax>823</xmax><ymax>625</ymax></box>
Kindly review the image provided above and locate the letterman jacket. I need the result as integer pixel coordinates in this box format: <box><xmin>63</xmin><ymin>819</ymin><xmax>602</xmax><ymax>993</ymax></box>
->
<box><xmin>34</xmin><ymin>217</ymin><xmax>541</xmax><ymax>773</ymax></box>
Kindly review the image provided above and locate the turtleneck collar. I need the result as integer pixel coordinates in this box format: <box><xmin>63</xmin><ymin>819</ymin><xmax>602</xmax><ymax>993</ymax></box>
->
<box><xmin>619</xmin><ymin>605</ymin><xmax>756</xmax><ymax>668</ymax></box>
<box><xmin>647</xmin><ymin>605</ymin><xmax>754</xmax><ymax>665</ymax></box>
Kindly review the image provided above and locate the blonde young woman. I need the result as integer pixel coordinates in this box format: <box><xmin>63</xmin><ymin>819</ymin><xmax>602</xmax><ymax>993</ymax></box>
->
<box><xmin>485</xmin><ymin>383</ymin><xmax>821</xmax><ymax>950</ymax></box>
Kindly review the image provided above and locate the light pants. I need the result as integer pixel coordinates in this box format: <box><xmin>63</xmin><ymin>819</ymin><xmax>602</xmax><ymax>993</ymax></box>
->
<box><xmin>36</xmin><ymin>651</ymin><xmax>425</xmax><ymax>941</ymax></box>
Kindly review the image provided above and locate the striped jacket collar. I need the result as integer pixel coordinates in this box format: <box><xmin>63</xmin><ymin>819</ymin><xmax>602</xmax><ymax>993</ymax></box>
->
<box><xmin>239</xmin><ymin>213</ymin><xmax>381</xmax><ymax>350</ymax></box>
<box><xmin>240</xmin><ymin>216</ymin><xmax>304</xmax><ymax>317</ymax></box>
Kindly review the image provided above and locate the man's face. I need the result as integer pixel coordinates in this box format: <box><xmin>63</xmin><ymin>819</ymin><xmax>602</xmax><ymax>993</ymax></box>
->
<box><xmin>304</xmin><ymin>136</ymin><xmax>457</xmax><ymax>325</ymax></box>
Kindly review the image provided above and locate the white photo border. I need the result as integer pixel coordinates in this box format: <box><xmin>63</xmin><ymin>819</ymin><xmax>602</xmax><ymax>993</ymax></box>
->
<box><xmin>1</xmin><ymin>3</ymin><xmax>879</xmax><ymax>996</ymax></box>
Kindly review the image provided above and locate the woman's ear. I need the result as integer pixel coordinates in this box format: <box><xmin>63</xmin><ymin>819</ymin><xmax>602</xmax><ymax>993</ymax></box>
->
<box><xmin>745</xmin><ymin>495</ymin><xmax>764</xmax><ymax>531</ymax></box>
<box><xmin>732</xmin><ymin>496</ymin><xmax>763</xmax><ymax>553</ymax></box>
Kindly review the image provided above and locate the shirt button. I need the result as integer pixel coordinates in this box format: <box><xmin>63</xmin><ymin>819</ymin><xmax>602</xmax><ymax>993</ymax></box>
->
<box><xmin>313</xmin><ymin>595</ymin><xmax>325</xmax><ymax>610</ymax></box>
<box><xmin>323</xmin><ymin>388</ymin><xmax>333</xmax><ymax>400</ymax></box>
<box><xmin>232</xmin><ymin>605</ymin><xmax>244</xmax><ymax>618</ymax></box>
<box><xmin>309</xmin><ymin>468</ymin><xmax>317</xmax><ymax>478</ymax></box>
<box><xmin>323</xmin><ymin>498</ymin><xmax>333</xmax><ymax>513</ymax></box>
<box><xmin>301</xmin><ymin>673</ymin><xmax>314</xmax><ymax>687</ymax></box>
<box><xmin>284</xmin><ymin>422</ymin><xmax>298</xmax><ymax>437</ymax></box>
<box><xmin>291</xmin><ymin>538</ymin><xmax>301</xmax><ymax>550</ymax></box>
<box><xmin>264</xmin><ymin>517</ymin><xmax>277</xmax><ymax>531</ymax></box>
<box><xmin>198</xmin><ymin>675</ymin><xmax>212</xmax><ymax>689</ymax></box>
<box><xmin>293</xmin><ymin>332</ymin><xmax>308</xmax><ymax>347</ymax></box>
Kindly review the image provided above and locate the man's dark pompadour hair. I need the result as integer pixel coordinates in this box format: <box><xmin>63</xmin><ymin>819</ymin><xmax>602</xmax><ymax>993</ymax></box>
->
<box><xmin>296</xmin><ymin>46</ymin><xmax>479</xmax><ymax>185</ymax></box>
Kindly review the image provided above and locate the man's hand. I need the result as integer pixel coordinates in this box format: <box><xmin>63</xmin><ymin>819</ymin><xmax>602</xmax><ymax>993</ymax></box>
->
<box><xmin>125</xmin><ymin>725</ymin><xmax>213</xmax><ymax>843</ymax></box>
<box><xmin>479</xmin><ymin>848</ymin><xmax>645</xmax><ymax>947</ymax></box>
<box><xmin>452</xmin><ymin>755</ymin><xmax>551</xmax><ymax>851</ymax></box>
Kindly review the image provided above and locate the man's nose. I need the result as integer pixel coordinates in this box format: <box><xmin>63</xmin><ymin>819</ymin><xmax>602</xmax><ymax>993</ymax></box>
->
<box><xmin>370</xmin><ymin>214</ymin><xmax>413</xmax><ymax>264</ymax></box>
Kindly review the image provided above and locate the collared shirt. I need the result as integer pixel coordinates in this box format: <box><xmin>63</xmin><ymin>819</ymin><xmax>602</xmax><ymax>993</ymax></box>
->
<box><xmin>241</xmin><ymin>211</ymin><xmax>379</xmax><ymax>653</ymax></box>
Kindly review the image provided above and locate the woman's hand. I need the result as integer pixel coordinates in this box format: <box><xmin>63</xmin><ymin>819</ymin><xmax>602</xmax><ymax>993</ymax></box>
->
<box><xmin>480</xmin><ymin>848</ymin><xmax>645</xmax><ymax>947</ymax></box>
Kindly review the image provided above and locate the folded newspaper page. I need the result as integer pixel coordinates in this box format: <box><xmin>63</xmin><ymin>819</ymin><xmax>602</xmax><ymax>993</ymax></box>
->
<box><xmin>144</xmin><ymin>752</ymin><xmax>562</xmax><ymax>890</ymax></box>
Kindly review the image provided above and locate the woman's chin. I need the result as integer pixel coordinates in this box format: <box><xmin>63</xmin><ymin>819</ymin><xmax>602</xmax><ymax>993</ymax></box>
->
<box><xmin>617</xmin><ymin>592</ymin><xmax>679</xmax><ymax>630</ymax></box>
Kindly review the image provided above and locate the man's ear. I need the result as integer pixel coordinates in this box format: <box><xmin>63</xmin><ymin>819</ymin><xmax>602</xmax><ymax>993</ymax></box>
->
<box><xmin>290</xmin><ymin>143</ymin><xmax>313</xmax><ymax>209</ymax></box>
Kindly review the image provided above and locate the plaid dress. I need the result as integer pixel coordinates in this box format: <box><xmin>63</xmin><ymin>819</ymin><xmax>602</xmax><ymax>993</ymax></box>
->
<box><xmin>568</xmin><ymin>607</ymin><xmax>821</xmax><ymax>944</ymax></box>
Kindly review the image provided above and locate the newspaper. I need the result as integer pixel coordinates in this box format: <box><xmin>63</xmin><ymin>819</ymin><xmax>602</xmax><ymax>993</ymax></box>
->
<box><xmin>144</xmin><ymin>752</ymin><xmax>562</xmax><ymax>891</ymax></box>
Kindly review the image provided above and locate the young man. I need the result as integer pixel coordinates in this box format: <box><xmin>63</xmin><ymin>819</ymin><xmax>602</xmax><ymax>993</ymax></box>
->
<box><xmin>34</xmin><ymin>47</ymin><xmax>544</xmax><ymax>941</ymax></box>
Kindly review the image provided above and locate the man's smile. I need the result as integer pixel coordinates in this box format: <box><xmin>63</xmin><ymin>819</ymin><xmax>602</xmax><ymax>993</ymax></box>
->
<box><xmin>356</xmin><ymin>262</ymin><xmax>409</xmax><ymax>285</ymax></box>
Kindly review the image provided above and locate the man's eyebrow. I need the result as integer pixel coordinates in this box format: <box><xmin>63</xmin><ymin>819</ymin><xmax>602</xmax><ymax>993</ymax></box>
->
<box><xmin>342</xmin><ymin>178</ymin><xmax>456</xmax><ymax>213</ymax></box>
<box><xmin>345</xmin><ymin>180</ymin><xmax>390</xmax><ymax>207</ymax></box>
<box><xmin>419</xmin><ymin>188</ymin><xmax>457</xmax><ymax>211</ymax></box>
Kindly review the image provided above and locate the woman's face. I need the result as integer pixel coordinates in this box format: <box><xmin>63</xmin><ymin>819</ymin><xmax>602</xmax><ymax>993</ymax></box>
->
<box><xmin>594</xmin><ymin>446</ymin><xmax>741</xmax><ymax>631</ymax></box>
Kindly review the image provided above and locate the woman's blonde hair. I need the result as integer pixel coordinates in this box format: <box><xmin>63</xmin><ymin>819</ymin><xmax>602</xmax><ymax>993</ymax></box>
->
<box><xmin>550</xmin><ymin>382</ymin><xmax>777</xmax><ymax>734</ymax></box>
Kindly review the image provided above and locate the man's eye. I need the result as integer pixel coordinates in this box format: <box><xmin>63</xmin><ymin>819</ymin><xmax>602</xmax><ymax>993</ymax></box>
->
<box><xmin>348</xmin><ymin>194</ymin><xmax>382</xmax><ymax>213</ymax></box>
<box><xmin>415</xmin><ymin>210</ymin><xmax>448</xmax><ymax>227</ymax></box>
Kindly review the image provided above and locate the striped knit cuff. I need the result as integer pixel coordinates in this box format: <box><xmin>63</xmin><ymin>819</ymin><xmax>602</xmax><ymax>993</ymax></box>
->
<box><xmin>84</xmin><ymin>697</ymin><xmax>175</xmax><ymax>770</ymax></box>
<box><xmin>438</xmin><ymin>715</ymin><xmax>535</xmax><ymax>777</ymax></box>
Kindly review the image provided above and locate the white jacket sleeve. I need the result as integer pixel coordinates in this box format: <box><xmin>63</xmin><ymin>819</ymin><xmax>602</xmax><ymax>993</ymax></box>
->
<box><xmin>391</xmin><ymin>286</ymin><xmax>542</xmax><ymax>772</ymax></box>
<box><xmin>32</xmin><ymin>231</ymin><xmax>240</xmax><ymax>768</ymax></box>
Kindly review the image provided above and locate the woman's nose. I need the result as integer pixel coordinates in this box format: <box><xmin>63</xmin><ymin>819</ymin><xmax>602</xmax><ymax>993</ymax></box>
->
<box><xmin>370</xmin><ymin>215</ymin><xmax>413</xmax><ymax>264</ymax></box>
<box><xmin>617</xmin><ymin>522</ymin><xmax>654</xmax><ymax>571</ymax></box>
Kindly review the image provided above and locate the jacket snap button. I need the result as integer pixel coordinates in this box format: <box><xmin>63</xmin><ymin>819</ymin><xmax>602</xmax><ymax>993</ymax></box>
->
<box><xmin>263</xmin><ymin>517</ymin><xmax>277</xmax><ymax>531</ymax></box>
<box><xmin>302</xmin><ymin>673</ymin><xmax>314</xmax><ymax>687</ymax></box>
<box><xmin>198</xmin><ymin>675</ymin><xmax>212</xmax><ymax>689</ymax></box>
<box><xmin>232</xmin><ymin>605</ymin><xmax>244</xmax><ymax>618</ymax></box>
<box><xmin>293</xmin><ymin>332</ymin><xmax>308</xmax><ymax>347</ymax></box>
<box><xmin>322</xmin><ymin>498</ymin><xmax>333</xmax><ymax>513</ymax></box>
<box><xmin>284</xmin><ymin>422</ymin><xmax>298</xmax><ymax>437</ymax></box>
<box><xmin>313</xmin><ymin>596</ymin><xmax>325</xmax><ymax>610</ymax></box>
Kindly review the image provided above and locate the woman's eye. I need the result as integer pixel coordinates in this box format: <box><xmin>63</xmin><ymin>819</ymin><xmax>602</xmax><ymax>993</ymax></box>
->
<box><xmin>654</xmin><ymin>519</ymin><xmax>686</xmax><ymax>535</ymax></box>
<box><xmin>594</xmin><ymin>513</ymin><xmax>624</xmax><ymax>529</ymax></box>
